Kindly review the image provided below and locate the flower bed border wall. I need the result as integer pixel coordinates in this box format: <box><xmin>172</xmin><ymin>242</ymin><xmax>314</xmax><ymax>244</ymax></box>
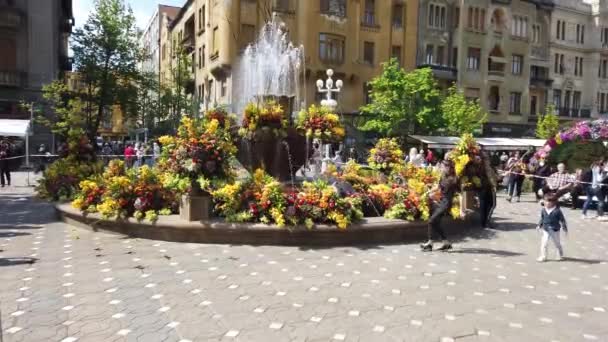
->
<box><xmin>56</xmin><ymin>203</ymin><xmax>481</xmax><ymax>246</ymax></box>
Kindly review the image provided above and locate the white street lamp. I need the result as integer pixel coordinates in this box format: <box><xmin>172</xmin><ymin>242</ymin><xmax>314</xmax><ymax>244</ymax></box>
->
<box><xmin>316</xmin><ymin>69</ymin><xmax>343</xmax><ymax>111</ymax></box>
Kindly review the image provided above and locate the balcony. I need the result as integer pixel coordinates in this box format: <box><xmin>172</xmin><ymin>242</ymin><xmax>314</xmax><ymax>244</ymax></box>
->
<box><xmin>0</xmin><ymin>70</ymin><xmax>26</xmax><ymax>87</ymax></box>
<box><xmin>488</xmin><ymin>70</ymin><xmax>505</xmax><ymax>82</ymax></box>
<box><xmin>0</xmin><ymin>6</ymin><xmax>24</xmax><ymax>30</ymax></box>
<box><xmin>361</xmin><ymin>13</ymin><xmax>379</xmax><ymax>28</ymax></box>
<box><xmin>558</xmin><ymin>108</ymin><xmax>589</xmax><ymax>118</ymax></box>
<box><xmin>531</xmin><ymin>46</ymin><xmax>548</xmax><ymax>60</ymax></box>
<box><xmin>530</xmin><ymin>76</ymin><xmax>553</xmax><ymax>88</ymax></box>
<box><xmin>417</xmin><ymin>64</ymin><xmax>457</xmax><ymax>81</ymax></box>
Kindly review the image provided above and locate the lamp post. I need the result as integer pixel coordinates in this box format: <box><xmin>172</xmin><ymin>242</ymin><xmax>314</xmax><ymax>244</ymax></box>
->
<box><xmin>316</xmin><ymin>69</ymin><xmax>343</xmax><ymax>112</ymax></box>
<box><xmin>315</xmin><ymin>69</ymin><xmax>344</xmax><ymax>173</ymax></box>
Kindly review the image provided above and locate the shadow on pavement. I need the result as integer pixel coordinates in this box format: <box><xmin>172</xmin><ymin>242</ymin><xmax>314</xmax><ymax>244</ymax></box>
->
<box><xmin>0</xmin><ymin>232</ymin><xmax>31</xmax><ymax>238</ymax></box>
<box><xmin>0</xmin><ymin>224</ymin><xmax>43</xmax><ymax>230</ymax></box>
<box><xmin>492</xmin><ymin>222</ymin><xmax>538</xmax><ymax>232</ymax></box>
<box><xmin>0</xmin><ymin>257</ymin><xmax>38</xmax><ymax>267</ymax></box>
<box><xmin>561</xmin><ymin>257</ymin><xmax>604</xmax><ymax>265</ymax></box>
<box><xmin>447</xmin><ymin>247</ymin><xmax>525</xmax><ymax>257</ymax></box>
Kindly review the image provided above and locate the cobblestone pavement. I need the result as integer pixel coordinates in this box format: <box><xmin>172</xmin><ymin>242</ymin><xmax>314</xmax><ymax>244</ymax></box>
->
<box><xmin>0</xmin><ymin>178</ymin><xmax>607</xmax><ymax>341</ymax></box>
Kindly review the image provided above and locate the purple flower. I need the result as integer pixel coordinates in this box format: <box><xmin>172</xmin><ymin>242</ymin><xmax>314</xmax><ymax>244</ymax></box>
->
<box><xmin>547</xmin><ymin>138</ymin><xmax>557</xmax><ymax>148</ymax></box>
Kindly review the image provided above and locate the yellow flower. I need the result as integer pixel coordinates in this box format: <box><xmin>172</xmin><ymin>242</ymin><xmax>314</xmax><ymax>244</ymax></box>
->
<box><xmin>332</xmin><ymin>126</ymin><xmax>345</xmax><ymax>137</ymax></box>
<box><xmin>158</xmin><ymin>135</ymin><xmax>175</xmax><ymax>146</ymax></box>
<box><xmin>72</xmin><ymin>197</ymin><xmax>84</xmax><ymax>210</ymax></box>
<box><xmin>205</xmin><ymin>119</ymin><xmax>220</xmax><ymax>135</ymax></box>
<box><xmin>555</xmin><ymin>134</ymin><xmax>562</xmax><ymax>145</ymax></box>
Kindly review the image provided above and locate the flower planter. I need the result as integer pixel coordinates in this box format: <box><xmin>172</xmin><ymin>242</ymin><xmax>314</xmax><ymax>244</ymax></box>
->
<box><xmin>237</xmin><ymin>128</ymin><xmax>309</xmax><ymax>182</ymax></box>
<box><xmin>461</xmin><ymin>191</ymin><xmax>477</xmax><ymax>212</ymax></box>
<box><xmin>179</xmin><ymin>194</ymin><xmax>212</xmax><ymax>222</ymax></box>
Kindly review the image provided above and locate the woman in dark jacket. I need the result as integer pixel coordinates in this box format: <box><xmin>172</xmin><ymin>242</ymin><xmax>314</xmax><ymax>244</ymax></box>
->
<box><xmin>479</xmin><ymin>155</ymin><xmax>497</xmax><ymax>228</ymax></box>
<box><xmin>422</xmin><ymin>160</ymin><xmax>459</xmax><ymax>252</ymax></box>
<box><xmin>534</xmin><ymin>160</ymin><xmax>552</xmax><ymax>200</ymax></box>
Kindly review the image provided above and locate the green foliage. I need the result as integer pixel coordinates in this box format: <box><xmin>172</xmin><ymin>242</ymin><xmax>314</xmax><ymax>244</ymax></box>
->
<box><xmin>160</xmin><ymin>45</ymin><xmax>196</xmax><ymax>132</ymax></box>
<box><xmin>548</xmin><ymin>141</ymin><xmax>608</xmax><ymax>170</ymax></box>
<box><xmin>71</xmin><ymin>0</ymin><xmax>143</xmax><ymax>141</ymax></box>
<box><xmin>441</xmin><ymin>86</ymin><xmax>487</xmax><ymax>136</ymax></box>
<box><xmin>535</xmin><ymin>105</ymin><xmax>560</xmax><ymax>139</ymax></box>
<box><xmin>358</xmin><ymin>59</ymin><xmax>442</xmax><ymax>136</ymax></box>
<box><xmin>40</xmin><ymin>81</ymin><xmax>88</xmax><ymax>141</ymax></box>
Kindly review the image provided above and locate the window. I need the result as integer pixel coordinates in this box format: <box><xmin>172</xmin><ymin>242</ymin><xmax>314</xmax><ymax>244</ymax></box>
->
<box><xmin>320</xmin><ymin>0</ymin><xmax>346</xmax><ymax>17</ymax></box>
<box><xmin>467</xmin><ymin>7</ymin><xmax>484</xmax><ymax>31</ymax></box>
<box><xmin>509</xmin><ymin>92</ymin><xmax>522</xmax><ymax>114</ymax></box>
<box><xmin>554</xmin><ymin>53</ymin><xmax>564</xmax><ymax>74</ymax></box>
<box><xmin>201</xmin><ymin>6</ymin><xmax>206</xmax><ymax>31</ymax></box>
<box><xmin>212</xmin><ymin>27</ymin><xmax>219</xmax><ymax>55</ymax></box>
<box><xmin>363</xmin><ymin>41</ymin><xmax>374</xmax><ymax>65</ymax></box>
<box><xmin>162</xmin><ymin>44</ymin><xmax>166</xmax><ymax>61</ymax></box>
<box><xmin>391</xmin><ymin>45</ymin><xmax>402</xmax><ymax>66</ymax></box>
<box><xmin>574</xmin><ymin>56</ymin><xmax>583</xmax><ymax>77</ymax></box>
<box><xmin>426</xmin><ymin>45</ymin><xmax>434</xmax><ymax>64</ymax></box>
<box><xmin>274</xmin><ymin>0</ymin><xmax>290</xmax><ymax>11</ymax></box>
<box><xmin>601</xmin><ymin>59</ymin><xmax>608</xmax><ymax>79</ymax></box>
<box><xmin>392</xmin><ymin>4</ymin><xmax>403</xmax><ymax>28</ymax></box>
<box><xmin>602</xmin><ymin>27</ymin><xmax>608</xmax><ymax>47</ymax></box>
<box><xmin>209</xmin><ymin>79</ymin><xmax>214</xmax><ymax>102</ymax></box>
<box><xmin>511</xmin><ymin>15</ymin><xmax>528</xmax><ymax>38</ymax></box>
<box><xmin>600</xmin><ymin>92</ymin><xmax>607</xmax><ymax>113</ymax></box>
<box><xmin>553</xmin><ymin>89</ymin><xmax>562</xmax><ymax>108</ymax></box>
<box><xmin>573</xmin><ymin>91</ymin><xmax>581</xmax><ymax>110</ymax></box>
<box><xmin>576</xmin><ymin>24</ymin><xmax>585</xmax><ymax>44</ymax></box>
<box><xmin>564</xmin><ymin>90</ymin><xmax>571</xmax><ymax>110</ymax></box>
<box><xmin>451</xmin><ymin>47</ymin><xmax>458</xmax><ymax>67</ymax></box>
<box><xmin>467</xmin><ymin>47</ymin><xmax>480</xmax><ymax>70</ymax></box>
<box><xmin>436</xmin><ymin>46</ymin><xmax>445</xmax><ymax>66</ymax></box>
<box><xmin>556</xmin><ymin>20</ymin><xmax>565</xmax><ymax>40</ymax></box>
<box><xmin>454</xmin><ymin>7</ymin><xmax>460</xmax><ymax>28</ymax></box>
<box><xmin>530</xmin><ymin>96</ymin><xmax>538</xmax><ymax>116</ymax></box>
<box><xmin>512</xmin><ymin>54</ymin><xmax>523</xmax><ymax>75</ymax></box>
<box><xmin>201</xmin><ymin>45</ymin><xmax>205</xmax><ymax>67</ymax></box>
<box><xmin>198</xmin><ymin>47</ymin><xmax>202</xmax><ymax>69</ymax></box>
<box><xmin>532</xmin><ymin>24</ymin><xmax>541</xmax><ymax>44</ymax></box>
<box><xmin>319</xmin><ymin>33</ymin><xmax>345</xmax><ymax>64</ymax></box>
<box><xmin>240</xmin><ymin>24</ymin><xmax>256</xmax><ymax>51</ymax></box>
<box><xmin>428</xmin><ymin>3</ymin><xmax>446</xmax><ymax>29</ymax></box>
<box><xmin>488</xmin><ymin>86</ymin><xmax>499</xmax><ymax>111</ymax></box>
<box><xmin>221</xmin><ymin>80</ymin><xmax>227</xmax><ymax>97</ymax></box>
<box><xmin>363</xmin><ymin>0</ymin><xmax>375</xmax><ymax>26</ymax></box>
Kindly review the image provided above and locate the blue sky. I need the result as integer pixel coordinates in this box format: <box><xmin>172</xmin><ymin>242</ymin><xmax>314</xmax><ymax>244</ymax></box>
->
<box><xmin>74</xmin><ymin>0</ymin><xmax>187</xmax><ymax>30</ymax></box>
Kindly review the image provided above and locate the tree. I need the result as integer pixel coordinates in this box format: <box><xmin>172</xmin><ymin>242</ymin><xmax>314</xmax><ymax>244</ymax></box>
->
<box><xmin>536</xmin><ymin>105</ymin><xmax>560</xmax><ymax>139</ymax></box>
<box><xmin>70</xmin><ymin>0</ymin><xmax>142</xmax><ymax>142</ymax></box>
<box><xmin>358</xmin><ymin>59</ymin><xmax>442</xmax><ymax>136</ymax></box>
<box><xmin>160</xmin><ymin>45</ymin><xmax>195</xmax><ymax>132</ymax></box>
<box><xmin>441</xmin><ymin>86</ymin><xmax>487</xmax><ymax>136</ymax></box>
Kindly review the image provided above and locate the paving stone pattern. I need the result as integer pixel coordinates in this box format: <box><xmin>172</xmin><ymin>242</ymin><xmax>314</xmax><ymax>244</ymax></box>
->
<box><xmin>0</xmin><ymin>178</ymin><xmax>607</xmax><ymax>341</ymax></box>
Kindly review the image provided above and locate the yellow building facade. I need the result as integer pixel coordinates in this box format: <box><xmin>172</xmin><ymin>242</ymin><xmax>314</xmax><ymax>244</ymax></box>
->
<box><xmin>162</xmin><ymin>0</ymin><xmax>418</xmax><ymax>115</ymax></box>
<box><xmin>64</xmin><ymin>72</ymin><xmax>129</xmax><ymax>138</ymax></box>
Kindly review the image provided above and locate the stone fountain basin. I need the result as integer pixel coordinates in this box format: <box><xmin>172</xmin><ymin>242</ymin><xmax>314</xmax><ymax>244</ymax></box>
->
<box><xmin>56</xmin><ymin>203</ymin><xmax>480</xmax><ymax>246</ymax></box>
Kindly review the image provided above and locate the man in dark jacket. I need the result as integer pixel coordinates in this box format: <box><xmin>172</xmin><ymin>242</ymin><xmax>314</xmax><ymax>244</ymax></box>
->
<box><xmin>0</xmin><ymin>139</ymin><xmax>11</xmax><ymax>187</ymax></box>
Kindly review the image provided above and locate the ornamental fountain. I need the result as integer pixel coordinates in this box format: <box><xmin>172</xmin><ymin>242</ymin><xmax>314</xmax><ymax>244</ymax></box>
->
<box><xmin>233</xmin><ymin>14</ymin><xmax>308</xmax><ymax>182</ymax></box>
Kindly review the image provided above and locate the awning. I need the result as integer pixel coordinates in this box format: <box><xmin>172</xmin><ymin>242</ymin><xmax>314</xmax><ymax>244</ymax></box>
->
<box><xmin>0</xmin><ymin>119</ymin><xmax>31</xmax><ymax>137</ymax></box>
<box><xmin>409</xmin><ymin>135</ymin><xmax>546</xmax><ymax>151</ymax></box>
<box><xmin>409</xmin><ymin>135</ymin><xmax>461</xmax><ymax>149</ymax></box>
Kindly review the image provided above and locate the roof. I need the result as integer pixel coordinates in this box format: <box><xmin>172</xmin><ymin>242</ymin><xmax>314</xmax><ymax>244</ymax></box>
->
<box><xmin>0</xmin><ymin>120</ymin><xmax>31</xmax><ymax>138</ymax></box>
<box><xmin>159</xmin><ymin>4</ymin><xmax>181</xmax><ymax>20</ymax></box>
<box><xmin>409</xmin><ymin>135</ymin><xmax>546</xmax><ymax>151</ymax></box>
<box><xmin>169</xmin><ymin>0</ymin><xmax>194</xmax><ymax>30</ymax></box>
